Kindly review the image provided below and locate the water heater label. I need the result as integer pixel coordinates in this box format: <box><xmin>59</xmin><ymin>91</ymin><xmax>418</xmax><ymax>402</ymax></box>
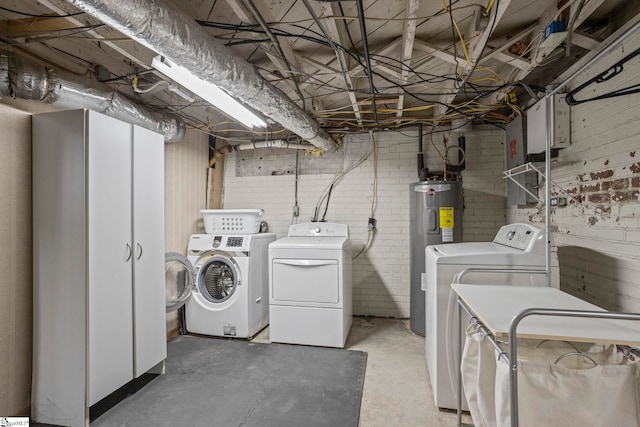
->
<box><xmin>439</xmin><ymin>207</ymin><xmax>455</xmax><ymax>242</ymax></box>
<box><xmin>439</xmin><ymin>207</ymin><xmax>454</xmax><ymax>227</ymax></box>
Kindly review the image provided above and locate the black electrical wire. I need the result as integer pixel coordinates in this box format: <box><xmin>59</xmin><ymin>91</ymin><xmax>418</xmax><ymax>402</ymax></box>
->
<box><xmin>339</xmin><ymin>2</ymin><xmax>359</xmax><ymax>53</ymax></box>
<box><xmin>321</xmin><ymin>183</ymin><xmax>335</xmax><ymax>222</ymax></box>
<box><xmin>197</xmin><ymin>19</ymin><xmax>476</xmax><ymax>111</ymax></box>
<box><xmin>294</xmin><ymin>149</ymin><xmax>300</xmax><ymax>210</ymax></box>
<box><xmin>356</xmin><ymin>0</ymin><xmax>378</xmax><ymax>122</ymax></box>
<box><xmin>449</xmin><ymin>0</ymin><xmax>460</xmax><ymax>85</ymax></box>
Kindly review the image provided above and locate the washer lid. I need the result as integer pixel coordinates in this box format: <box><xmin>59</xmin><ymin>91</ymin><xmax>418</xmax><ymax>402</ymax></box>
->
<box><xmin>270</xmin><ymin>236</ymin><xmax>350</xmax><ymax>250</ymax></box>
<box><xmin>426</xmin><ymin>242</ymin><xmax>545</xmax><ymax>265</ymax></box>
<box><xmin>165</xmin><ymin>252</ymin><xmax>194</xmax><ymax>313</ymax></box>
<box><xmin>429</xmin><ymin>242</ymin><xmax>507</xmax><ymax>256</ymax></box>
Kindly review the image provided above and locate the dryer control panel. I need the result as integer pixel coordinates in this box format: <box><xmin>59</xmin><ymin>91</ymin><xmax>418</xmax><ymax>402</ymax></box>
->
<box><xmin>492</xmin><ymin>223</ymin><xmax>545</xmax><ymax>254</ymax></box>
<box><xmin>287</xmin><ymin>222</ymin><xmax>349</xmax><ymax>238</ymax></box>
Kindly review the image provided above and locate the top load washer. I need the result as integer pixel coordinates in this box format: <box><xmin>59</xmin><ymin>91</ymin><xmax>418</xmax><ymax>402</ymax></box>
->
<box><xmin>422</xmin><ymin>223</ymin><xmax>548</xmax><ymax>410</ymax></box>
<box><xmin>269</xmin><ymin>223</ymin><xmax>352</xmax><ymax>348</ymax></box>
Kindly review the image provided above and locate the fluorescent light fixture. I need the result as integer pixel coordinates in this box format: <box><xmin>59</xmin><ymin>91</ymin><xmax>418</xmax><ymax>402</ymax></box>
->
<box><xmin>152</xmin><ymin>55</ymin><xmax>267</xmax><ymax>129</ymax></box>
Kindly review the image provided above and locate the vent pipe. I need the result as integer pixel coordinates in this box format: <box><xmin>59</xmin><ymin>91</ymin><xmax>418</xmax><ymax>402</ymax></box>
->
<box><xmin>65</xmin><ymin>0</ymin><xmax>338</xmax><ymax>153</ymax></box>
<box><xmin>0</xmin><ymin>53</ymin><xmax>185</xmax><ymax>142</ymax></box>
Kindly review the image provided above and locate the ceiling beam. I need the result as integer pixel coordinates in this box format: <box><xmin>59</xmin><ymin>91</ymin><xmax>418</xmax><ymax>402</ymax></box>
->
<box><xmin>571</xmin><ymin>30</ymin><xmax>600</xmax><ymax>50</ymax></box>
<box><xmin>297</xmin><ymin>55</ymin><xmax>341</xmax><ymax>76</ymax></box>
<box><xmin>0</xmin><ymin>16</ymin><xmax>80</xmax><ymax>36</ymax></box>
<box><xmin>396</xmin><ymin>0</ymin><xmax>419</xmax><ymax>122</ymax></box>
<box><xmin>320</xmin><ymin>2</ymin><xmax>362</xmax><ymax>123</ymax></box>
<box><xmin>413</xmin><ymin>39</ymin><xmax>458</xmax><ymax>65</ymax></box>
<box><xmin>38</xmin><ymin>0</ymin><xmax>153</xmax><ymax>68</ymax></box>
<box><xmin>350</xmin><ymin>38</ymin><xmax>408</xmax><ymax>78</ymax></box>
<box><xmin>575</xmin><ymin>0</ymin><xmax>607</xmax><ymax>25</ymax></box>
<box><xmin>496</xmin><ymin>0</ymin><xmax>609</xmax><ymax>105</ymax></box>
<box><xmin>490</xmin><ymin>51</ymin><xmax>531</xmax><ymax>70</ymax></box>
<box><xmin>477</xmin><ymin>23</ymin><xmax>537</xmax><ymax>68</ymax></box>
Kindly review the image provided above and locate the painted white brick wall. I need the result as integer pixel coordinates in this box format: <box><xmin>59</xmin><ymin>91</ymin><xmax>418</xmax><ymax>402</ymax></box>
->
<box><xmin>224</xmin><ymin>128</ymin><xmax>506</xmax><ymax>318</ymax></box>
<box><xmin>507</xmin><ymin>31</ymin><xmax>640</xmax><ymax>312</ymax></box>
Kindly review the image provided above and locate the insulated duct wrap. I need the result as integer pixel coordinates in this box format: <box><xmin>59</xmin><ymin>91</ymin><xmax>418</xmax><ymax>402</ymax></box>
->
<box><xmin>233</xmin><ymin>140</ymin><xmax>311</xmax><ymax>151</ymax></box>
<box><xmin>0</xmin><ymin>53</ymin><xmax>185</xmax><ymax>142</ymax></box>
<box><xmin>65</xmin><ymin>0</ymin><xmax>338</xmax><ymax>152</ymax></box>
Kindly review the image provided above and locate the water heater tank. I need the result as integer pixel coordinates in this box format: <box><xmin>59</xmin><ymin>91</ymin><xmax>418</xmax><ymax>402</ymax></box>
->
<box><xmin>409</xmin><ymin>180</ymin><xmax>463</xmax><ymax>336</ymax></box>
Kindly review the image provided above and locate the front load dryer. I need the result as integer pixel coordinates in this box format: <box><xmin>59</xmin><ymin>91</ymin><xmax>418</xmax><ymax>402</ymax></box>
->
<box><xmin>422</xmin><ymin>223</ymin><xmax>548</xmax><ymax>410</ymax></box>
<box><xmin>165</xmin><ymin>233</ymin><xmax>275</xmax><ymax>338</ymax></box>
<box><xmin>269</xmin><ymin>222</ymin><xmax>352</xmax><ymax>348</ymax></box>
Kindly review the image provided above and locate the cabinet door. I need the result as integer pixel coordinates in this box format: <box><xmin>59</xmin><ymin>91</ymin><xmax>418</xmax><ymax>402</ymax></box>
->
<box><xmin>87</xmin><ymin>111</ymin><xmax>134</xmax><ymax>405</ymax></box>
<box><xmin>132</xmin><ymin>125</ymin><xmax>167</xmax><ymax>376</ymax></box>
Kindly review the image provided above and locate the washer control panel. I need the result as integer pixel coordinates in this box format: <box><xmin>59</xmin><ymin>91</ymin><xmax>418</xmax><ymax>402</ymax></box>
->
<box><xmin>188</xmin><ymin>234</ymin><xmax>250</xmax><ymax>252</ymax></box>
<box><xmin>493</xmin><ymin>223</ymin><xmax>545</xmax><ymax>254</ymax></box>
<box><xmin>226</xmin><ymin>237</ymin><xmax>244</xmax><ymax>247</ymax></box>
<box><xmin>287</xmin><ymin>222</ymin><xmax>349</xmax><ymax>238</ymax></box>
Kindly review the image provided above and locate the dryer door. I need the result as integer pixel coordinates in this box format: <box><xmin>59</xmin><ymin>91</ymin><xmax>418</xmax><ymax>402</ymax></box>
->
<box><xmin>194</xmin><ymin>253</ymin><xmax>242</xmax><ymax>304</ymax></box>
<box><xmin>165</xmin><ymin>252</ymin><xmax>195</xmax><ymax>313</ymax></box>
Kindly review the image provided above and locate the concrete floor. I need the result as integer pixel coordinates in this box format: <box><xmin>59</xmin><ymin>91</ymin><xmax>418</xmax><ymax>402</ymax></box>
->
<box><xmin>253</xmin><ymin>316</ymin><xmax>472</xmax><ymax>427</ymax></box>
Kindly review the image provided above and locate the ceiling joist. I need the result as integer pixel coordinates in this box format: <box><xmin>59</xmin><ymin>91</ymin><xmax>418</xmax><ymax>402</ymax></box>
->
<box><xmin>320</xmin><ymin>1</ymin><xmax>363</xmax><ymax>124</ymax></box>
<box><xmin>396</xmin><ymin>0</ymin><xmax>420</xmax><ymax>122</ymax></box>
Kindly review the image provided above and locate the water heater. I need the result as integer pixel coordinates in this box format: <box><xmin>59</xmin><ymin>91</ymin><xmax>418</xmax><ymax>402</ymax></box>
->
<box><xmin>409</xmin><ymin>180</ymin><xmax>463</xmax><ymax>336</ymax></box>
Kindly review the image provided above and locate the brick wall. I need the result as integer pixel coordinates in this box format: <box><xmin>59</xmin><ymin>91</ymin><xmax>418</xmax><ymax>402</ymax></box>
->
<box><xmin>224</xmin><ymin>128</ymin><xmax>506</xmax><ymax>318</ymax></box>
<box><xmin>507</xmin><ymin>31</ymin><xmax>640</xmax><ymax>312</ymax></box>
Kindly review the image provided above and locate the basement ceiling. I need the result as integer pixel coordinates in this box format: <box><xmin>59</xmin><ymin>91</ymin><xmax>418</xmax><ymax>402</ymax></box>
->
<box><xmin>1</xmin><ymin>0</ymin><xmax>638</xmax><ymax>145</ymax></box>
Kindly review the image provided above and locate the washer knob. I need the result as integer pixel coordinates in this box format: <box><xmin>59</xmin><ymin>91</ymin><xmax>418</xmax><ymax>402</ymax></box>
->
<box><xmin>314</xmin><ymin>226</ymin><xmax>321</xmax><ymax>234</ymax></box>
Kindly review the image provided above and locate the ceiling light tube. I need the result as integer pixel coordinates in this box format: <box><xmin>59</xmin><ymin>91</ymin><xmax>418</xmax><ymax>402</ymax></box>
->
<box><xmin>152</xmin><ymin>55</ymin><xmax>267</xmax><ymax>129</ymax></box>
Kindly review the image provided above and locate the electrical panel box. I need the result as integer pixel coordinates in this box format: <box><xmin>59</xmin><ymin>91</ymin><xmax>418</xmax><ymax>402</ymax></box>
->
<box><xmin>526</xmin><ymin>94</ymin><xmax>570</xmax><ymax>154</ymax></box>
<box><xmin>505</xmin><ymin>116</ymin><xmax>537</xmax><ymax>205</ymax></box>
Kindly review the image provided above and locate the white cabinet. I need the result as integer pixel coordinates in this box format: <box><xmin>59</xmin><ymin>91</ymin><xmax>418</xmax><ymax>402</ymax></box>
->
<box><xmin>31</xmin><ymin>110</ymin><xmax>167</xmax><ymax>427</ymax></box>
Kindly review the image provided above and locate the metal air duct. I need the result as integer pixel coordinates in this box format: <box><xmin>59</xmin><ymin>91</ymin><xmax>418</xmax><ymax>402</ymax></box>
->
<box><xmin>0</xmin><ymin>53</ymin><xmax>185</xmax><ymax>142</ymax></box>
<box><xmin>64</xmin><ymin>0</ymin><xmax>338</xmax><ymax>153</ymax></box>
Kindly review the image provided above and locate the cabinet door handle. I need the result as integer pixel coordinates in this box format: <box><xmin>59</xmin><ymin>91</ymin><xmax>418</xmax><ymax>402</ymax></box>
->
<box><xmin>136</xmin><ymin>243</ymin><xmax>143</xmax><ymax>260</ymax></box>
<box><xmin>125</xmin><ymin>243</ymin><xmax>133</xmax><ymax>261</ymax></box>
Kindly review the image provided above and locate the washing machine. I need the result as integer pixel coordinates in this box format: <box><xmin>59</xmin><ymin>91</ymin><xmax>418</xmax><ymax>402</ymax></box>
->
<box><xmin>165</xmin><ymin>233</ymin><xmax>275</xmax><ymax>338</ymax></box>
<box><xmin>268</xmin><ymin>222</ymin><xmax>352</xmax><ymax>348</ymax></box>
<box><xmin>421</xmin><ymin>223</ymin><xmax>548</xmax><ymax>410</ymax></box>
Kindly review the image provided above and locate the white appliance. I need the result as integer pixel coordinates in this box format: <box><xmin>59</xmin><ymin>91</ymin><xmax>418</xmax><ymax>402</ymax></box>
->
<box><xmin>268</xmin><ymin>223</ymin><xmax>352</xmax><ymax>348</ymax></box>
<box><xmin>31</xmin><ymin>110</ymin><xmax>167</xmax><ymax>427</ymax></box>
<box><xmin>166</xmin><ymin>233</ymin><xmax>275</xmax><ymax>338</ymax></box>
<box><xmin>422</xmin><ymin>223</ymin><xmax>547</xmax><ymax>410</ymax></box>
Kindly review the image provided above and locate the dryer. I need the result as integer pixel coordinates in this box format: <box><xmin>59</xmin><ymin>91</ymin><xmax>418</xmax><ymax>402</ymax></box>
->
<box><xmin>422</xmin><ymin>223</ymin><xmax>548</xmax><ymax>410</ymax></box>
<box><xmin>268</xmin><ymin>223</ymin><xmax>352</xmax><ymax>348</ymax></box>
<box><xmin>165</xmin><ymin>233</ymin><xmax>275</xmax><ymax>338</ymax></box>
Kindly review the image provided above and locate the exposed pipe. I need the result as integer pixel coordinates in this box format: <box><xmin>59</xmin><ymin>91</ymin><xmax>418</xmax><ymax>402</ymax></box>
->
<box><xmin>207</xmin><ymin>139</ymin><xmax>313</xmax><ymax>167</ymax></box>
<box><xmin>355</xmin><ymin>0</ymin><xmax>378</xmax><ymax>123</ymax></box>
<box><xmin>232</xmin><ymin>140</ymin><xmax>311</xmax><ymax>151</ymax></box>
<box><xmin>417</xmin><ymin>123</ymin><xmax>428</xmax><ymax>180</ymax></box>
<box><xmin>0</xmin><ymin>53</ymin><xmax>185</xmax><ymax>142</ymax></box>
<box><xmin>65</xmin><ymin>0</ymin><xmax>338</xmax><ymax>153</ymax></box>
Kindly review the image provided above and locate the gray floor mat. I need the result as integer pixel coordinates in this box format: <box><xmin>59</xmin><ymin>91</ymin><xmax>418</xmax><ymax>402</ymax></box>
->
<box><xmin>92</xmin><ymin>335</ymin><xmax>367</xmax><ymax>427</ymax></box>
